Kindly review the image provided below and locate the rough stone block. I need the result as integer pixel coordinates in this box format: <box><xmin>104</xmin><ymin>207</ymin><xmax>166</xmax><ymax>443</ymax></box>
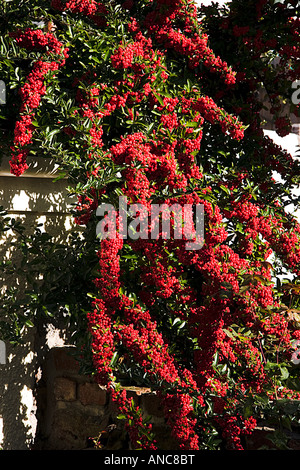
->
<box><xmin>78</xmin><ymin>382</ymin><xmax>107</xmax><ymax>406</ymax></box>
<box><xmin>54</xmin><ymin>377</ymin><xmax>76</xmax><ymax>401</ymax></box>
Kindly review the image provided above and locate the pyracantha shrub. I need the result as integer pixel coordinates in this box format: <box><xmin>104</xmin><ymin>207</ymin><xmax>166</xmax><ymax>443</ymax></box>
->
<box><xmin>1</xmin><ymin>0</ymin><xmax>300</xmax><ymax>450</ymax></box>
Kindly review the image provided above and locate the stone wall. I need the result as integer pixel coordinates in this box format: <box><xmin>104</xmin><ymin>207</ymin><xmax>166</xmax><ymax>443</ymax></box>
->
<box><xmin>30</xmin><ymin>347</ymin><xmax>300</xmax><ymax>451</ymax></box>
<box><xmin>33</xmin><ymin>347</ymin><xmax>178</xmax><ymax>450</ymax></box>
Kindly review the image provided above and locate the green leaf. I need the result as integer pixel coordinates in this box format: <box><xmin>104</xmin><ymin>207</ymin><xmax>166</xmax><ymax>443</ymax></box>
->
<box><xmin>280</xmin><ymin>366</ymin><xmax>289</xmax><ymax>381</ymax></box>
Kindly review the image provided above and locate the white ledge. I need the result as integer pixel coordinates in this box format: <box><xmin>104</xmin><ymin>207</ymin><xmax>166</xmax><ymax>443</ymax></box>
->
<box><xmin>0</xmin><ymin>155</ymin><xmax>61</xmax><ymax>179</ymax></box>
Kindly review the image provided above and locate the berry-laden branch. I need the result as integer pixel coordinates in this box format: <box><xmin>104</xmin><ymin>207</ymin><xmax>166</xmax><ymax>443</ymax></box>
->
<box><xmin>8</xmin><ymin>28</ymin><xmax>69</xmax><ymax>175</ymax></box>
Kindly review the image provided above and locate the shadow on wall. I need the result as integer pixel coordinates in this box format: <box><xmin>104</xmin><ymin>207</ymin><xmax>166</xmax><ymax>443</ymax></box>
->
<box><xmin>0</xmin><ymin>158</ymin><xmax>76</xmax><ymax>449</ymax></box>
<box><xmin>0</xmin><ymin>334</ymin><xmax>38</xmax><ymax>449</ymax></box>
